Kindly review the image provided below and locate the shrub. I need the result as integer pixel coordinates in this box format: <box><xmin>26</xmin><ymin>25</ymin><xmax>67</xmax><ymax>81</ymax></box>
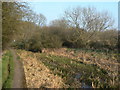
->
<box><xmin>40</xmin><ymin>29</ymin><xmax>63</xmax><ymax>48</ymax></box>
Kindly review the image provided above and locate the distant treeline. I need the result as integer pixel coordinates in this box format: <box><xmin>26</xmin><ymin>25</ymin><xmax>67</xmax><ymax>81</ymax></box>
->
<box><xmin>2</xmin><ymin>2</ymin><xmax>119</xmax><ymax>52</ymax></box>
<box><xmin>12</xmin><ymin>25</ymin><xmax>118</xmax><ymax>52</ymax></box>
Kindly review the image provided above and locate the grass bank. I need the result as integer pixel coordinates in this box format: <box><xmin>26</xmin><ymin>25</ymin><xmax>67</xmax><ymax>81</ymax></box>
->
<box><xmin>2</xmin><ymin>50</ymin><xmax>14</xmax><ymax>88</ymax></box>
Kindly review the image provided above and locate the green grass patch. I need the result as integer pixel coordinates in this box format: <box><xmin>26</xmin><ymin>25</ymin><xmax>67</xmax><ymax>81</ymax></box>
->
<box><xmin>2</xmin><ymin>50</ymin><xmax>14</xmax><ymax>88</ymax></box>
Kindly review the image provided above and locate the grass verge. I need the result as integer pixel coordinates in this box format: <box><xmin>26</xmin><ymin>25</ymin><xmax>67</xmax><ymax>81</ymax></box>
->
<box><xmin>2</xmin><ymin>50</ymin><xmax>14</xmax><ymax>88</ymax></box>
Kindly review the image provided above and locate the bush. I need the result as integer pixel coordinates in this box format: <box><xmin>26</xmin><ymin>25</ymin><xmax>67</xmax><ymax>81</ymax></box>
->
<box><xmin>12</xmin><ymin>25</ymin><xmax>118</xmax><ymax>52</ymax></box>
<box><xmin>40</xmin><ymin>29</ymin><xmax>63</xmax><ymax>48</ymax></box>
<box><xmin>89</xmin><ymin>40</ymin><xmax>106</xmax><ymax>49</ymax></box>
<box><xmin>12</xmin><ymin>28</ymin><xmax>63</xmax><ymax>52</ymax></box>
<box><xmin>73</xmin><ymin>38</ymin><xmax>87</xmax><ymax>48</ymax></box>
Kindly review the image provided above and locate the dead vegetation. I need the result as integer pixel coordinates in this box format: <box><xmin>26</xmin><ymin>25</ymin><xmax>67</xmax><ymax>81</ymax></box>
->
<box><xmin>17</xmin><ymin>49</ymin><xmax>119</xmax><ymax>88</ymax></box>
<box><xmin>17</xmin><ymin>50</ymin><xmax>68</xmax><ymax>88</ymax></box>
<box><xmin>41</xmin><ymin>48</ymin><xmax>119</xmax><ymax>88</ymax></box>
<box><xmin>42</xmin><ymin>48</ymin><xmax>119</xmax><ymax>72</ymax></box>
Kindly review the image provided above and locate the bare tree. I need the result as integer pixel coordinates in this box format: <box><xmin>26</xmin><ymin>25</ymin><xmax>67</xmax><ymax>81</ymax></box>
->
<box><xmin>63</xmin><ymin>6</ymin><xmax>114</xmax><ymax>31</ymax></box>
<box><xmin>63</xmin><ymin>7</ymin><xmax>84</xmax><ymax>43</ymax></box>
<box><xmin>63</xmin><ymin>7</ymin><xmax>82</xmax><ymax>29</ymax></box>
<box><xmin>34</xmin><ymin>13</ymin><xmax>47</xmax><ymax>26</ymax></box>
<box><xmin>24</xmin><ymin>9</ymin><xmax>47</xmax><ymax>27</ymax></box>
<box><xmin>23</xmin><ymin>7</ymin><xmax>34</xmax><ymax>22</ymax></box>
<box><xmin>63</xmin><ymin>6</ymin><xmax>115</xmax><ymax>43</ymax></box>
<box><xmin>82</xmin><ymin>7</ymin><xmax>114</xmax><ymax>32</ymax></box>
<box><xmin>49</xmin><ymin>19</ymin><xmax>68</xmax><ymax>28</ymax></box>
